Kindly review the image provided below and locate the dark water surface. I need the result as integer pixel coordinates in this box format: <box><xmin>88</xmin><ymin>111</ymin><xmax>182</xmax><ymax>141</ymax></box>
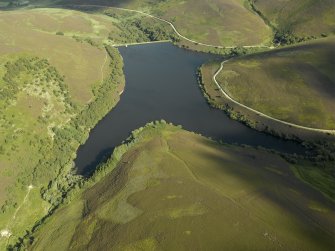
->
<box><xmin>76</xmin><ymin>43</ymin><xmax>304</xmax><ymax>175</ymax></box>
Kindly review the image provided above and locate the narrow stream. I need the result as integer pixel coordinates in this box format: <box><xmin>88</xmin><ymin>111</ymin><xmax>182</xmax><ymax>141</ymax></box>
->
<box><xmin>75</xmin><ymin>43</ymin><xmax>304</xmax><ymax>175</ymax></box>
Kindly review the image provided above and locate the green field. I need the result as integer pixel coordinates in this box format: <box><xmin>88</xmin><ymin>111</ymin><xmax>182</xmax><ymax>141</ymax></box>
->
<box><xmin>213</xmin><ymin>37</ymin><xmax>335</xmax><ymax>129</ymax></box>
<box><xmin>251</xmin><ymin>0</ymin><xmax>335</xmax><ymax>42</ymax></box>
<box><xmin>29</xmin><ymin>124</ymin><xmax>335</xmax><ymax>251</ymax></box>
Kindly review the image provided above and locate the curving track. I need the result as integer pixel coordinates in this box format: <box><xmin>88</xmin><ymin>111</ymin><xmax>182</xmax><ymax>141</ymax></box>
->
<box><xmin>213</xmin><ymin>61</ymin><xmax>335</xmax><ymax>135</ymax></box>
<box><xmin>54</xmin><ymin>4</ymin><xmax>334</xmax><ymax>134</ymax></box>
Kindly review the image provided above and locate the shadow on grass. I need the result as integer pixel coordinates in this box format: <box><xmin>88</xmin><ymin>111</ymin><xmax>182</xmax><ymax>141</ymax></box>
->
<box><xmin>79</xmin><ymin>133</ymin><xmax>335</xmax><ymax>250</ymax></box>
<box><xmin>191</xmin><ymin>137</ymin><xmax>335</xmax><ymax>250</ymax></box>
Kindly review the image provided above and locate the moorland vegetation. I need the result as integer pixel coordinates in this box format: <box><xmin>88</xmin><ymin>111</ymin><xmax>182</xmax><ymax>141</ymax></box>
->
<box><xmin>26</xmin><ymin>123</ymin><xmax>335</xmax><ymax>251</ymax></box>
<box><xmin>0</xmin><ymin>0</ymin><xmax>334</xmax><ymax>250</ymax></box>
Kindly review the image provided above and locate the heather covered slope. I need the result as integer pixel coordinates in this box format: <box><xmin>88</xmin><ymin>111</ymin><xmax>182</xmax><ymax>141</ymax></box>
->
<box><xmin>251</xmin><ymin>0</ymin><xmax>335</xmax><ymax>41</ymax></box>
<box><xmin>30</xmin><ymin>125</ymin><xmax>335</xmax><ymax>251</ymax></box>
<box><xmin>141</xmin><ymin>0</ymin><xmax>272</xmax><ymax>47</ymax></box>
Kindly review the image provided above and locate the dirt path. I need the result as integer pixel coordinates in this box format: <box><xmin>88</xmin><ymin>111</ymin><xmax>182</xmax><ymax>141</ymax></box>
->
<box><xmin>213</xmin><ymin>61</ymin><xmax>335</xmax><ymax>135</ymax></box>
<box><xmin>53</xmin><ymin>4</ymin><xmax>273</xmax><ymax>50</ymax></box>
<box><xmin>11</xmin><ymin>185</ymin><xmax>33</xmax><ymax>221</ymax></box>
<box><xmin>1</xmin><ymin>185</ymin><xmax>33</xmax><ymax>239</ymax></box>
<box><xmin>100</xmin><ymin>49</ymin><xmax>108</xmax><ymax>83</ymax></box>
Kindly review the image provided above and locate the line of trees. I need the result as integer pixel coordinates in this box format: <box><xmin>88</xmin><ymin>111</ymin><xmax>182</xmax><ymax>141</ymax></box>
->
<box><xmin>34</xmin><ymin>46</ymin><xmax>124</xmax><ymax>205</ymax></box>
<box><xmin>105</xmin><ymin>9</ymin><xmax>179</xmax><ymax>44</ymax></box>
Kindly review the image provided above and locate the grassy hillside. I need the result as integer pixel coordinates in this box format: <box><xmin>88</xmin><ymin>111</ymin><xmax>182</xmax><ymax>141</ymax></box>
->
<box><xmin>12</xmin><ymin>0</ymin><xmax>273</xmax><ymax>48</ymax></box>
<box><xmin>0</xmin><ymin>8</ymin><xmax>127</xmax><ymax>249</ymax></box>
<box><xmin>0</xmin><ymin>7</ymin><xmax>177</xmax><ymax>102</ymax></box>
<box><xmin>0</xmin><ymin>8</ymin><xmax>115</xmax><ymax>104</ymax></box>
<box><xmin>0</xmin><ymin>49</ymin><xmax>124</xmax><ymax>250</ymax></box>
<box><xmin>250</xmin><ymin>0</ymin><xmax>335</xmax><ymax>42</ymax></box>
<box><xmin>147</xmin><ymin>0</ymin><xmax>272</xmax><ymax>47</ymax></box>
<box><xmin>29</xmin><ymin>124</ymin><xmax>335</xmax><ymax>251</ymax></box>
<box><xmin>213</xmin><ymin>37</ymin><xmax>335</xmax><ymax>129</ymax></box>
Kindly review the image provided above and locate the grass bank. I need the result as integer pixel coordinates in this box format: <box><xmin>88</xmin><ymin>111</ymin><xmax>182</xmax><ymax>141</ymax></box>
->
<box><xmin>200</xmin><ymin>38</ymin><xmax>335</xmax><ymax>132</ymax></box>
<box><xmin>216</xmin><ymin>37</ymin><xmax>335</xmax><ymax>130</ymax></box>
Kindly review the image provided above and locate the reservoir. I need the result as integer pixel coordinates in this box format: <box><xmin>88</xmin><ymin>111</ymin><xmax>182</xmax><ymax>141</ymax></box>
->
<box><xmin>76</xmin><ymin>43</ymin><xmax>304</xmax><ymax>175</ymax></box>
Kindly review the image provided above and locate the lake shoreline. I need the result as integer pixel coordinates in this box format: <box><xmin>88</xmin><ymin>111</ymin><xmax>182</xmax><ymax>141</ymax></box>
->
<box><xmin>75</xmin><ymin>42</ymin><xmax>305</xmax><ymax>175</ymax></box>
